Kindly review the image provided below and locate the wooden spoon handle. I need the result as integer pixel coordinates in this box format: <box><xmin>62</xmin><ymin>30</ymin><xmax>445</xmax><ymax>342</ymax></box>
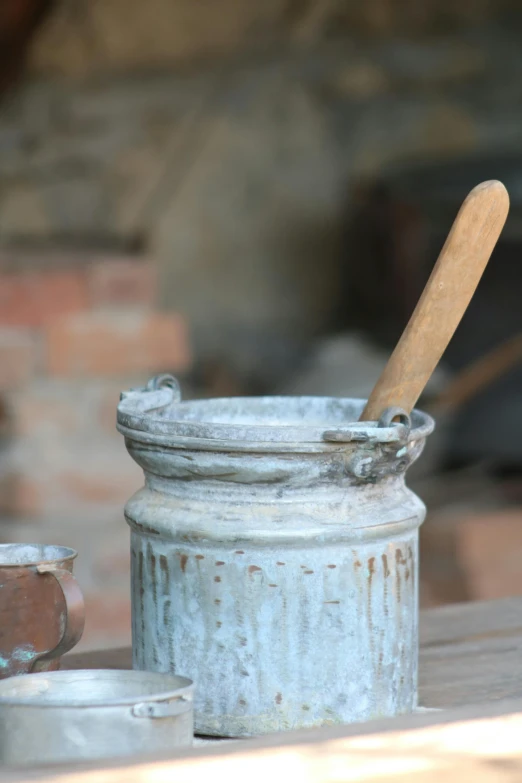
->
<box><xmin>360</xmin><ymin>180</ymin><xmax>510</xmax><ymax>421</ymax></box>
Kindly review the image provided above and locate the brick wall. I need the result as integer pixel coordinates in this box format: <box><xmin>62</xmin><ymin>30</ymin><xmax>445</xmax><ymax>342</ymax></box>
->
<box><xmin>0</xmin><ymin>252</ymin><xmax>190</xmax><ymax>651</ymax></box>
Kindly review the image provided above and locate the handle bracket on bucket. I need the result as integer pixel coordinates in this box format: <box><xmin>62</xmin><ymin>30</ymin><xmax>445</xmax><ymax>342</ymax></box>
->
<box><xmin>377</xmin><ymin>407</ymin><xmax>411</xmax><ymax>430</ymax></box>
<box><xmin>120</xmin><ymin>374</ymin><xmax>182</xmax><ymax>405</ymax></box>
<box><xmin>323</xmin><ymin>406</ymin><xmax>411</xmax><ymax>445</ymax></box>
<box><xmin>146</xmin><ymin>374</ymin><xmax>181</xmax><ymax>396</ymax></box>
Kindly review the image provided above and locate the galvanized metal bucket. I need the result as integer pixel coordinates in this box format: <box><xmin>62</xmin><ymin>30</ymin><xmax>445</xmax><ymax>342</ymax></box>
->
<box><xmin>0</xmin><ymin>669</ymin><xmax>194</xmax><ymax>767</ymax></box>
<box><xmin>117</xmin><ymin>375</ymin><xmax>434</xmax><ymax>737</ymax></box>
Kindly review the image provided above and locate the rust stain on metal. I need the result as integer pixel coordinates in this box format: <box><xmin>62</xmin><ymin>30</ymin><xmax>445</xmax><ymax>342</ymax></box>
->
<box><xmin>235</xmin><ymin>550</ymin><xmax>245</xmax><ymax>555</ymax></box>
<box><xmin>276</xmin><ymin>562</ymin><xmax>285</xmax><ymax>566</ymax></box>
<box><xmin>405</xmin><ymin>568</ymin><xmax>410</xmax><ymax>581</ymax></box>
<box><xmin>214</xmin><ymin>599</ymin><xmax>221</xmax><ymax>605</ymax></box>
<box><xmin>179</xmin><ymin>554</ymin><xmax>188</xmax><ymax>573</ymax></box>
<box><xmin>214</xmin><ymin>576</ymin><xmax>221</xmax><ymax>583</ymax></box>
<box><xmin>408</xmin><ymin>545</ymin><xmax>416</xmax><ymax>593</ymax></box>
<box><xmin>215</xmin><ymin>561</ymin><xmax>225</xmax><ymax>566</ymax></box>
<box><xmin>216</xmin><ymin>621</ymin><xmax>222</xmax><ymax>628</ymax></box>
<box><xmin>138</xmin><ymin>550</ymin><xmax>145</xmax><ymax>646</ymax></box>
<box><xmin>159</xmin><ymin>554</ymin><xmax>169</xmax><ymax>594</ymax></box>
<box><xmin>138</xmin><ymin>551</ymin><xmax>144</xmax><ymax>598</ymax></box>
<box><xmin>324</xmin><ymin>600</ymin><xmax>340</xmax><ymax>604</ymax></box>
<box><xmin>382</xmin><ymin>558</ymin><xmax>389</xmax><ymax>617</ymax></box>
<box><xmin>275</xmin><ymin>693</ymin><xmax>282</xmax><ymax>704</ymax></box>
<box><xmin>396</xmin><ymin>549</ymin><xmax>407</xmax><ymax>566</ymax></box>
<box><xmin>133</xmin><ymin>520</ymin><xmax>160</xmax><ymax>536</ymax></box>
<box><xmin>163</xmin><ymin>599</ymin><xmax>171</xmax><ymax>628</ymax></box>
<box><xmin>239</xmin><ymin>699</ymin><xmax>246</xmax><ymax>706</ymax></box>
<box><xmin>367</xmin><ymin>557</ymin><xmax>376</xmax><ymax>655</ymax></box>
<box><xmin>149</xmin><ymin>550</ymin><xmax>157</xmax><ymax>604</ymax></box>
<box><xmin>304</xmin><ymin>570</ymin><xmax>314</xmax><ymax>574</ymax></box>
<box><xmin>354</xmin><ymin>559</ymin><xmax>362</xmax><ymax>569</ymax></box>
<box><xmin>248</xmin><ymin>565</ymin><xmax>261</xmax><ymax>574</ymax></box>
<box><xmin>195</xmin><ymin>554</ymin><xmax>204</xmax><ymax>560</ymax></box>
<box><xmin>268</xmin><ymin>584</ymin><xmax>278</xmax><ymax>587</ymax></box>
<box><xmin>327</xmin><ymin>564</ymin><xmax>336</xmax><ymax>569</ymax></box>
<box><xmin>395</xmin><ymin>548</ymin><xmax>406</xmax><ymax>602</ymax></box>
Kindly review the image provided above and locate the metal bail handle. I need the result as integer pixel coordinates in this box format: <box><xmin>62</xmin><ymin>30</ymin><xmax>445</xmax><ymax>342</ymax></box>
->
<box><xmin>377</xmin><ymin>406</ymin><xmax>411</xmax><ymax>430</ymax></box>
<box><xmin>142</xmin><ymin>374</ymin><xmax>182</xmax><ymax>402</ymax></box>
<box><xmin>132</xmin><ymin>697</ymin><xmax>192</xmax><ymax>719</ymax></box>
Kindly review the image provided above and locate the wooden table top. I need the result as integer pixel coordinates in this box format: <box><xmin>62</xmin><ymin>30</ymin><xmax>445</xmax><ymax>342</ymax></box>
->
<box><xmin>64</xmin><ymin>595</ymin><xmax>522</xmax><ymax>710</ymax></box>
<box><xmin>4</xmin><ymin>596</ymin><xmax>522</xmax><ymax>782</ymax></box>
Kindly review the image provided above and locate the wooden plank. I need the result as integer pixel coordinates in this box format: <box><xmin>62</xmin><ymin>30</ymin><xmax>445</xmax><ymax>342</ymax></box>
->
<box><xmin>418</xmin><ymin>597</ymin><xmax>522</xmax><ymax>708</ymax></box>
<box><xmin>419</xmin><ymin>596</ymin><xmax>522</xmax><ymax>648</ymax></box>
<box><xmin>61</xmin><ymin>647</ymin><xmax>131</xmax><ymax>671</ymax></box>
<box><xmin>420</xmin><ymin>636</ymin><xmax>522</xmax><ymax>708</ymax></box>
<box><xmin>3</xmin><ymin>698</ymin><xmax>522</xmax><ymax>782</ymax></box>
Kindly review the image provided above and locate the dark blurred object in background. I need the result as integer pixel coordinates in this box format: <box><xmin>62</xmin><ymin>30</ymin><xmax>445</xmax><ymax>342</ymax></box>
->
<box><xmin>341</xmin><ymin>152</ymin><xmax>522</xmax><ymax>471</ymax></box>
<box><xmin>0</xmin><ymin>0</ymin><xmax>53</xmax><ymax>96</ymax></box>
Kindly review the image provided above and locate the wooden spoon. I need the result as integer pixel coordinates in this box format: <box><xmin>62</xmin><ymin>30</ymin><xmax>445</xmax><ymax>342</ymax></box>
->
<box><xmin>360</xmin><ymin>180</ymin><xmax>510</xmax><ymax>422</ymax></box>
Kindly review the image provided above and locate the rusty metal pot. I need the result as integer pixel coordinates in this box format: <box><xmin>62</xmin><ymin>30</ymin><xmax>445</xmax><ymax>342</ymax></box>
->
<box><xmin>0</xmin><ymin>544</ymin><xmax>84</xmax><ymax>678</ymax></box>
<box><xmin>117</xmin><ymin>375</ymin><xmax>434</xmax><ymax>737</ymax></box>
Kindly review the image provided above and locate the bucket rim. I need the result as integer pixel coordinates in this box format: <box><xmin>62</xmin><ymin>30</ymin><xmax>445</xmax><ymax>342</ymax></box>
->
<box><xmin>117</xmin><ymin>378</ymin><xmax>434</xmax><ymax>449</ymax></box>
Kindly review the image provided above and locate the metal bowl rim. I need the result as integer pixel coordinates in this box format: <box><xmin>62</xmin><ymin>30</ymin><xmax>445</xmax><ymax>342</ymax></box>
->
<box><xmin>0</xmin><ymin>543</ymin><xmax>77</xmax><ymax>569</ymax></box>
<box><xmin>0</xmin><ymin>669</ymin><xmax>194</xmax><ymax>708</ymax></box>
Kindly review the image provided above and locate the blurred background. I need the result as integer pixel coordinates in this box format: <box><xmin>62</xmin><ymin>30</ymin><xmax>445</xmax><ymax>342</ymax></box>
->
<box><xmin>1</xmin><ymin>0</ymin><xmax>522</xmax><ymax>651</ymax></box>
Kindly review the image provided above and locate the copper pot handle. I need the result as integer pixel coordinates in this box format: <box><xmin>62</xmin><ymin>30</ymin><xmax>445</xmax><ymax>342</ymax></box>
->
<box><xmin>30</xmin><ymin>566</ymin><xmax>85</xmax><ymax>671</ymax></box>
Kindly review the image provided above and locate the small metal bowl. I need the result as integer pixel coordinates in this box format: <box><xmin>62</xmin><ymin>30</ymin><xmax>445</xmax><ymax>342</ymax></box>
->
<box><xmin>0</xmin><ymin>668</ymin><xmax>194</xmax><ymax>767</ymax></box>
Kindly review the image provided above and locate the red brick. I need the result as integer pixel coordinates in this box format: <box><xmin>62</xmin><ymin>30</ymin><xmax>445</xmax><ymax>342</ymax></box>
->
<box><xmin>0</xmin><ymin>473</ymin><xmax>43</xmax><ymax>517</ymax></box>
<box><xmin>11</xmin><ymin>386</ymin><xmax>83</xmax><ymax>437</ymax></box>
<box><xmin>0</xmin><ymin>328</ymin><xmax>37</xmax><ymax>389</ymax></box>
<box><xmin>45</xmin><ymin>310</ymin><xmax>191</xmax><ymax>377</ymax></box>
<box><xmin>88</xmin><ymin>258</ymin><xmax>156</xmax><ymax>307</ymax></box>
<box><xmin>456</xmin><ymin>508</ymin><xmax>522</xmax><ymax>600</ymax></box>
<box><xmin>94</xmin><ymin>549</ymin><xmax>130</xmax><ymax>586</ymax></box>
<box><xmin>59</xmin><ymin>468</ymin><xmax>141</xmax><ymax>505</ymax></box>
<box><xmin>0</xmin><ymin>270</ymin><xmax>88</xmax><ymax>327</ymax></box>
<box><xmin>11</xmin><ymin>379</ymin><xmax>145</xmax><ymax>438</ymax></box>
<box><xmin>98</xmin><ymin>383</ymin><xmax>128</xmax><ymax>435</ymax></box>
<box><xmin>80</xmin><ymin>592</ymin><xmax>131</xmax><ymax>650</ymax></box>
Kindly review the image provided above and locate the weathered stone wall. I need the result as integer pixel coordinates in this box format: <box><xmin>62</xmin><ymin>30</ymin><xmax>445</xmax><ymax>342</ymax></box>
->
<box><xmin>4</xmin><ymin>15</ymin><xmax>522</xmax><ymax>376</ymax></box>
<box><xmin>28</xmin><ymin>0</ymin><xmax>520</xmax><ymax>77</ymax></box>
